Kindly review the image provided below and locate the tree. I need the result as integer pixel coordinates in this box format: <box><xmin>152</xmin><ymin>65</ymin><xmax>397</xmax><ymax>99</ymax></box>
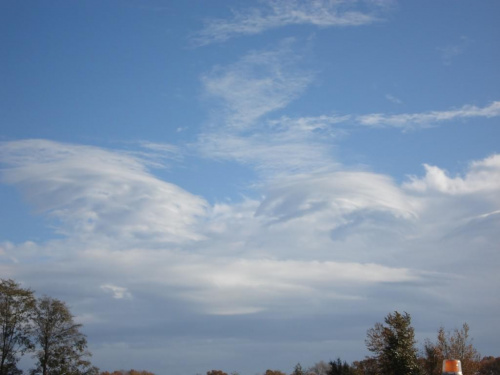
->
<box><xmin>206</xmin><ymin>370</ymin><xmax>228</xmax><ymax>375</ymax></box>
<box><xmin>265</xmin><ymin>370</ymin><xmax>287</xmax><ymax>375</ymax></box>
<box><xmin>0</xmin><ymin>279</ymin><xmax>35</xmax><ymax>375</ymax></box>
<box><xmin>329</xmin><ymin>358</ymin><xmax>354</xmax><ymax>375</ymax></box>
<box><xmin>30</xmin><ymin>296</ymin><xmax>98</xmax><ymax>375</ymax></box>
<box><xmin>292</xmin><ymin>363</ymin><xmax>304</xmax><ymax>375</ymax></box>
<box><xmin>306</xmin><ymin>361</ymin><xmax>331</xmax><ymax>375</ymax></box>
<box><xmin>365</xmin><ymin>311</ymin><xmax>420</xmax><ymax>375</ymax></box>
<box><xmin>478</xmin><ymin>356</ymin><xmax>500</xmax><ymax>375</ymax></box>
<box><xmin>421</xmin><ymin>339</ymin><xmax>441</xmax><ymax>375</ymax></box>
<box><xmin>422</xmin><ymin>323</ymin><xmax>480</xmax><ymax>375</ymax></box>
<box><xmin>351</xmin><ymin>358</ymin><xmax>378</xmax><ymax>375</ymax></box>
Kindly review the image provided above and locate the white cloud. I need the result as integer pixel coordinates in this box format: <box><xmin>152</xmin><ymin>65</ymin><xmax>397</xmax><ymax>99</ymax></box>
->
<box><xmin>356</xmin><ymin>101</ymin><xmax>500</xmax><ymax>129</ymax></box>
<box><xmin>270</xmin><ymin>114</ymin><xmax>350</xmax><ymax>131</ymax></box>
<box><xmin>193</xmin><ymin>0</ymin><xmax>385</xmax><ymax>46</ymax></box>
<box><xmin>404</xmin><ymin>154</ymin><xmax>500</xmax><ymax>197</ymax></box>
<box><xmin>2</xmin><ymin>140</ymin><xmax>500</xmax><ymax>371</ymax></box>
<box><xmin>169</xmin><ymin>258</ymin><xmax>420</xmax><ymax>315</ymax></box>
<box><xmin>196</xmin><ymin>123</ymin><xmax>338</xmax><ymax>175</ymax></box>
<box><xmin>200</xmin><ymin>57</ymin><xmax>500</xmax><ymax>173</ymax></box>
<box><xmin>257</xmin><ymin>171</ymin><xmax>417</xmax><ymax>223</ymax></box>
<box><xmin>101</xmin><ymin>284</ymin><xmax>132</xmax><ymax>299</ymax></box>
<box><xmin>198</xmin><ymin>42</ymin><xmax>342</xmax><ymax>174</ymax></box>
<box><xmin>201</xmin><ymin>42</ymin><xmax>313</xmax><ymax>129</ymax></box>
<box><xmin>0</xmin><ymin>139</ymin><xmax>208</xmax><ymax>245</ymax></box>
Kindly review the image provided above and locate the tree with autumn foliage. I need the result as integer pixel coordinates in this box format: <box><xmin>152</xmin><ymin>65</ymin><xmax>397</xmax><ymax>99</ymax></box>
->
<box><xmin>30</xmin><ymin>296</ymin><xmax>98</xmax><ymax>375</ymax></box>
<box><xmin>351</xmin><ymin>357</ymin><xmax>378</xmax><ymax>375</ymax></box>
<box><xmin>478</xmin><ymin>356</ymin><xmax>500</xmax><ymax>375</ymax></box>
<box><xmin>265</xmin><ymin>370</ymin><xmax>287</xmax><ymax>375</ymax></box>
<box><xmin>422</xmin><ymin>323</ymin><xmax>480</xmax><ymax>375</ymax></box>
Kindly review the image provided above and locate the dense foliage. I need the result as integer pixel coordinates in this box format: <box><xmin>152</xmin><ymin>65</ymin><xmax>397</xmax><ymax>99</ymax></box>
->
<box><xmin>478</xmin><ymin>357</ymin><xmax>500</xmax><ymax>375</ymax></box>
<box><xmin>365</xmin><ymin>311</ymin><xmax>420</xmax><ymax>375</ymax></box>
<box><xmin>328</xmin><ymin>358</ymin><xmax>354</xmax><ymax>375</ymax></box>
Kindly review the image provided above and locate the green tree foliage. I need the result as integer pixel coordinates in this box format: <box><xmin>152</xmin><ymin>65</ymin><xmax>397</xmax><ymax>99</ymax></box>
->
<box><xmin>422</xmin><ymin>323</ymin><xmax>480</xmax><ymax>375</ymax></box>
<box><xmin>0</xmin><ymin>279</ymin><xmax>35</xmax><ymax>375</ymax></box>
<box><xmin>478</xmin><ymin>357</ymin><xmax>500</xmax><ymax>375</ymax></box>
<box><xmin>206</xmin><ymin>371</ymin><xmax>228</xmax><ymax>375</ymax></box>
<box><xmin>365</xmin><ymin>311</ymin><xmax>420</xmax><ymax>375</ymax></box>
<box><xmin>328</xmin><ymin>358</ymin><xmax>354</xmax><ymax>375</ymax></box>
<box><xmin>30</xmin><ymin>296</ymin><xmax>98</xmax><ymax>375</ymax></box>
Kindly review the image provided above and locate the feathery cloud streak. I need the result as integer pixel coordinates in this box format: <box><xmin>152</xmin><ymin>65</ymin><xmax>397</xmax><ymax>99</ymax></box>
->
<box><xmin>198</xmin><ymin>41</ymin><xmax>500</xmax><ymax>175</ymax></box>
<box><xmin>357</xmin><ymin>101</ymin><xmax>500</xmax><ymax>129</ymax></box>
<box><xmin>198</xmin><ymin>42</ymin><xmax>338</xmax><ymax>174</ymax></box>
<box><xmin>274</xmin><ymin>100</ymin><xmax>500</xmax><ymax>131</ymax></box>
<box><xmin>193</xmin><ymin>0</ymin><xmax>385</xmax><ymax>46</ymax></box>
<box><xmin>201</xmin><ymin>42</ymin><xmax>313</xmax><ymax>129</ymax></box>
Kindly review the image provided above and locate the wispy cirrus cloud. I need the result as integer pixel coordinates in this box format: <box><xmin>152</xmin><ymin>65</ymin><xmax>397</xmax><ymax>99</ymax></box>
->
<box><xmin>196</xmin><ymin>117</ymin><xmax>342</xmax><ymax>175</ymax></box>
<box><xmin>356</xmin><ymin>101</ymin><xmax>500</xmax><ymax>129</ymax></box>
<box><xmin>201</xmin><ymin>41</ymin><xmax>313</xmax><ymax>129</ymax></box>
<box><xmin>385</xmin><ymin>93</ymin><xmax>403</xmax><ymax>105</ymax></box>
<box><xmin>198</xmin><ymin>42</ymin><xmax>337</xmax><ymax>174</ymax></box>
<box><xmin>437</xmin><ymin>36</ymin><xmax>472</xmax><ymax>65</ymax></box>
<box><xmin>198</xmin><ymin>90</ymin><xmax>500</xmax><ymax>174</ymax></box>
<box><xmin>193</xmin><ymin>0</ymin><xmax>387</xmax><ymax>46</ymax></box>
<box><xmin>213</xmin><ymin>100</ymin><xmax>500</xmax><ymax>133</ymax></box>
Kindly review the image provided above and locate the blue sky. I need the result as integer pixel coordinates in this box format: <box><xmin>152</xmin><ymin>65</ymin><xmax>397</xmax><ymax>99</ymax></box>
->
<box><xmin>1</xmin><ymin>1</ymin><xmax>499</xmax><ymax>374</ymax></box>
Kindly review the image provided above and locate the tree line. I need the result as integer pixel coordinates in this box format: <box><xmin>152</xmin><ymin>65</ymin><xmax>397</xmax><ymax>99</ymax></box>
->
<box><xmin>206</xmin><ymin>312</ymin><xmax>499</xmax><ymax>375</ymax></box>
<box><xmin>3</xmin><ymin>279</ymin><xmax>499</xmax><ymax>375</ymax></box>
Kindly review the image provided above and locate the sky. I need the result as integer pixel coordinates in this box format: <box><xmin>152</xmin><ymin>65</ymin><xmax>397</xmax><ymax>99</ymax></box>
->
<box><xmin>1</xmin><ymin>1</ymin><xmax>499</xmax><ymax>374</ymax></box>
